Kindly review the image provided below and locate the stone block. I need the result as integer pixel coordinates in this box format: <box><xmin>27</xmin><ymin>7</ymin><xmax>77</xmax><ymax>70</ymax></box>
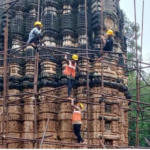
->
<box><xmin>8</xmin><ymin>106</ymin><xmax>21</xmax><ymax>114</ymax></box>
<box><xmin>81</xmin><ymin>120</ymin><xmax>88</xmax><ymax>131</ymax></box>
<box><xmin>22</xmin><ymin>143</ymin><xmax>34</xmax><ymax>149</ymax></box>
<box><xmin>81</xmin><ymin>112</ymin><xmax>88</xmax><ymax>120</ymax></box>
<box><xmin>60</xmin><ymin>103</ymin><xmax>72</xmax><ymax>113</ymax></box>
<box><xmin>8</xmin><ymin>114</ymin><xmax>20</xmax><ymax>121</ymax></box>
<box><xmin>58</xmin><ymin>120</ymin><xmax>72</xmax><ymax>132</ymax></box>
<box><xmin>118</xmin><ymin>140</ymin><xmax>123</xmax><ymax>146</ymax></box>
<box><xmin>99</xmin><ymin>133</ymin><xmax>120</xmax><ymax>140</ymax></box>
<box><xmin>77</xmin><ymin>94</ymin><xmax>87</xmax><ymax>99</ymax></box>
<box><xmin>23</xmin><ymin>121</ymin><xmax>34</xmax><ymax>132</ymax></box>
<box><xmin>81</xmin><ymin>132</ymin><xmax>88</xmax><ymax>139</ymax></box>
<box><xmin>90</xmin><ymin>139</ymin><xmax>99</xmax><ymax>145</ymax></box>
<box><xmin>23</xmin><ymin>114</ymin><xmax>35</xmax><ymax>121</ymax></box>
<box><xmin>38</xmin><ymin>113</ymin><xmax>56</xmax><ymax>121</ymax></box>
<box><xmin>91</xmin><ymin>105</ymin><xmax>101</xmax><ymax>113</ymax></box>
<box><xmin>38</xmin><ymin>120</ymin><xmax>56</xmax><ymax>132</ymax></box>
<box><xmin>39</xmin><ymin>103</ymin><xmax>56</xmax><ymax>113</ymax></box>
<box><xmin>112</xmin><ymin>121</ymin><xmax>118</xmax><ymax>133</ymax></box>
<box><xmin>40</xmin><ymin>60</ymin><xmax>56</xmax><ymax>75</ymax></box>
<box><xmin>58</xmin><ymin>132</ymin><xmax>74</xmax><ymax>139</ymax></box>
<box><xmin>39</xmin><ymin>143</ymin><xmax>56</xmax><ymax>149</ymax></box>
<box><xmin>23</xmin><ymin>105</ymin><xmax>34</xmax><ymax>114</ymax></box>
<box><xmin>8</xmin><ymin>143</ymin><xmax>22</xmax><ymax>149</ymax></box>
<box><xmin>7</xmin><ymin>133</ymin><xmax>21</xmax><ymax>143</ymax></box>
<box><xmin>91</xmin><ymin>113</ymin><xmax>99</xmax><ymax>120</ymax></box>
<box><xmin>90</xmin><ymin>132</ymin><xmax>101</xmax><ymax>139</ymax></box>
<box><xmin>38</xmin><ymin>132</ymin><xmax>57</xmax><ymax>139</ymax></box>
<box><xmin>90</xmin><ymin>120</ymin><xmax>101</xmax><ymax>132</ymax></box>
<box><xmin>22</xmin><ymin>133</ymin><xmax>34</xmax><ymax>139</ymax></box>
<box><xmin>113</xmin><ymin>140</ymin><xmax>118</xmax><ymax>146</ymax></box>
<box><xmin>58</xmin><ymin>113</ymin><xmax>72</xmax><ymax>120</ymax></box>
<box><xmin>8</xmin><ymin>133</ymin><xmax>20</xmax><ymax>137</ymax></box>
<box><xmin>8</xmin><ymin>121</ymin><xmax>21</xmax><ymax>132</ymax></box>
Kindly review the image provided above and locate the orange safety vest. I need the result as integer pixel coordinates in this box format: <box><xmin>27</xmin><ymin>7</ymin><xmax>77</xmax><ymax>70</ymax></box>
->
<box><xmin>63</xmin><ymin>61</ymin><xmax>76</xmax><ymax>77</ymax></box>
<box><xmin>72</xmin><ymin>110</ymin><xmax>81</xmax><ymax>122</ymax></box>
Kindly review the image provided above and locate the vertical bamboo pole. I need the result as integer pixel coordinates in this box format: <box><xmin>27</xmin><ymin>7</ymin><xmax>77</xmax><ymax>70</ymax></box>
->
<box><xmin>101</xmin><ymin>0</ymin><xmax>104</xmax><ymax>143</ymax></box>
<box><xmin>34</xmin><ymin>48</ymin><xmax>39</xmax><ymax>148</ymax></box>
<box><xmin>85</xmin><ymin>0</ymin><xmax>90</xmax><ymax>147</ymax></box>
<box><xmin>2</xmin><ymin>0</ymin><xmax>9</xmax><ymax>148</ymax></box>
<box><xmin>139</xmin><ymin>0</ymin><xmax>144</xmax><ymax>92</ymax></box>
<box><xmin>37</xmin><ymin>0</ymin><xmax>40</xmax><ymax>21</ymax></box>
<box><xmin>134</xmin><ymin>0</ymin><xmax>140</xmax><ymax>147</ymax></box>
<box><xmin>34</xmin><ymin>0</ymin><xmax>40</xmax><ymax>148</ymax></box>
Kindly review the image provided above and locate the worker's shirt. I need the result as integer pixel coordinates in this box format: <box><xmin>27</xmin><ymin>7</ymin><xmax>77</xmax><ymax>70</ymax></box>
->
<box><xmin>103</xmin><ymin>37</ymin><xmax>113</xmax><ymax>52</ymax></box>
<box><xmin>27</xmin><ymin>27</ymin><xmax>42</xmax><ymax>43</ymax></box>
<box><xmin>65</xmin><ymin>60</ymin><xmax>79</xmax><ymax>79</ymax></box>
<box><xmin>96</xmin><ymin>37</ymin><xmax>113</xmax><ymax>58</ymax></box>
<box><xmin>72</xmin><ymin>106</ymin><xmax>82</xmax><ymax>125</ymax></box>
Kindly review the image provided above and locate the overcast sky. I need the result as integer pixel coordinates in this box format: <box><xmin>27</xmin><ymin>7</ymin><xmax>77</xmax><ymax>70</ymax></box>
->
<box><xmin>120</xmin><ymin>0</ymin><xmax>149</xmax><ymax>63</ymax></box>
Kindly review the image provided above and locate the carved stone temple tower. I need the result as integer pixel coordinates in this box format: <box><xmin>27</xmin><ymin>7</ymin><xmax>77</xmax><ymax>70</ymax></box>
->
<box><xmin>0</xmin><ymin>0</ymin><xmax>132</xmax><ymax>148</ymax></box>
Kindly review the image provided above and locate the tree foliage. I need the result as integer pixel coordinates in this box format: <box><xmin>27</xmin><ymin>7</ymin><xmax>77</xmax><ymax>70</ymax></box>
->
<box><xmin>124</xmin><ymin>13</ymin><xmax>150</xmax><ymax>147</ymax></box>
<box><xmin>124</xmin><ymin>13</ymin><xmax>141</xmax><ymax>68</ymax></box>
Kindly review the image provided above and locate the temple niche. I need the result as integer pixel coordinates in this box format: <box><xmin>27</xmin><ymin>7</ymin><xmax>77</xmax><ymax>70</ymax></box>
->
<box><xmin>0</xmin><ymin>0</ymin><xmax>132</xmax><ymax>149</ymax></box>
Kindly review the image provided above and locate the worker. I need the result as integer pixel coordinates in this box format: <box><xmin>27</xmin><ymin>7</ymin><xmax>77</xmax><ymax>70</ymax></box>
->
<box><xmin>27</xmin><ymin>21</ymin><xmax>43</xmax><ymax>48</ymax></box>
<box><xmin>71</xmin><ymin>99</ymin><xmax>84</xmax><ymax>144</ymax></box>
<box><xmin>63</xmin><ymin>54</ymin><xmax>86</xmax><ymax>99</ymax></box>
<box><xmin>97</xmin><ymin>29</ymin><xmax>114</xmax><ymax>60</ymax></box>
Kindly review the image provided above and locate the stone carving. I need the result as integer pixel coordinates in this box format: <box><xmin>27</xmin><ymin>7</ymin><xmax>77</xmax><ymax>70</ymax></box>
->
<box><xmin>104</xmin><ymin>17</ymin><xmax>115</xmax><ymax>30</ymax></box>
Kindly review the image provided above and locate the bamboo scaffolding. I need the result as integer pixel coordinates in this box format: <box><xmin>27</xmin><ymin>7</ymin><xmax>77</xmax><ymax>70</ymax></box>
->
<box><xmin>0</xmin><ymin>0</ymin><xmax>149</xmax><ymax>148</ymax></box>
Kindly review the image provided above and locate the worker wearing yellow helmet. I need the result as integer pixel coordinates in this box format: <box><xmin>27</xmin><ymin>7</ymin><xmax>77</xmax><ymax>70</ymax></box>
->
<box><xmin>71</xmin><ymin>98</ymin><xmax>85</xmax><ymax>144</ymax></box>
<box><xmin>97</xmin><ymin>29</ymin><xmax>114</xmax><ymax>61</ymax></box>
<box><xmin>27</xmin><ymin>21</ymin><xmax>43</xmax><ymax>48</ymax></box>
<box><xmin>63</xmin><ymin>54</ymin><xmax>87</xmax><ymax>99</ymax></box>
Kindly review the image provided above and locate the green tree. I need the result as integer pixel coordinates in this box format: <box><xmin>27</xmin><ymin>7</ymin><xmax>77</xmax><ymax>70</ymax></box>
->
<box><xmin>124</xmin><ymin>13</ymin><xmax>141</xmax><ymax>68</ymax></box>
<box><xmin>124</xmin><ymin>13</ymin><xmax>150</xmax><ymax>147</ymax></box>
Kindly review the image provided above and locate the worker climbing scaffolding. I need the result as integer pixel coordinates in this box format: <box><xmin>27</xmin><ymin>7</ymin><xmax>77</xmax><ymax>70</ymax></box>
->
<box><xmin>27</xmin><ymin>21</ymin><xmax>44</xmax><ymax>48</ymax></box>
<box><xmin>71</xmin><ymin>99</ymin><xmax>85</xmax><ymax>144</ymax></box>
<box><xmin>63</xmin><ymin>54</ymin><xmax>87</xmax><ymax>99</ymax></box>
<box><xmin>97</xmin><ymin>29</ymin><xmax>114</xmax><ymax>61</ymax></box>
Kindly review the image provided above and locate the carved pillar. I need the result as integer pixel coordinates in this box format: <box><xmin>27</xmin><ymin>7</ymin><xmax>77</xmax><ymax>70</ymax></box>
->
<box><xmin>25</xmin><ymin>0</ymin><xmax>37</xmax><ymax>37</ymax></box>
<box><xmin>22</xmin><ymin>89</ymin><xmax>34</xmax><ymax>149</ymax></box>
<box><xmin>7</xmin><ymin>89</ymin><xmax>21</xmax><ymax>148</ymax></box>
<box><xmin>37</xmin><ymin>2</ymin><xmax>59</xmax><ymax>147</ymax></box>
<box><xmin>77</xmin><ymin>1</ymin><xmax>90</xmax><ymax>49</ymax></box>
<box><xmin>38</xmin><ymin>87</ymin><xmax>57</xmax><ymax>149</ymax></box>
<box><xmin>20</xmin><ymin>1</ymin><xmax>38</xmax><ymax>147</ymax></box>
<box><xmin>5</xmin><ymin>0</ymin><xmax>25</xmax><ymax>148</ymax></box>
<box><xmin>42</xmin><ymin>0</ymin><xmax>58</xmax><ymax>48</ymax></box>
<box><xmin>90</xmin><ymin>86</ymin><xmax>101</xmax><ymax>145</ymax></box>
<box><xmin>57</xmin><ymin>86</ymin><xmax>74</xmax><ymax>149</ymax></box>
<box><xmin>40</xmin><ymin>0</ymin><xmax>58</xmax><ymax>92</ymax></box>
<box><xmin>61</xmin><ymin>0</ymin><xmax>74</xmax><ymax>49</ymax></box>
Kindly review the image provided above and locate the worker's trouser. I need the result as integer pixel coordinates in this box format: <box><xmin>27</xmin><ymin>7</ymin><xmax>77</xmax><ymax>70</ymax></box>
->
<box><xmin>73</xmin><ymin>124</ymin><xmax>84</xmax><ymax>143</ymax></box>
<box><xmin>67</xmin><ymin>78</ymin><xmax>74</xmax><ymax>97</ymax></box>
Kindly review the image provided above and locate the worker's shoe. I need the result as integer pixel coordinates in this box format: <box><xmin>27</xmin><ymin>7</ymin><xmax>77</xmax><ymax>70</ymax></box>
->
<box><xmin>82</xmin><ymin>139</ymin><xmax>87</xmax><ymax>144</ymax></box>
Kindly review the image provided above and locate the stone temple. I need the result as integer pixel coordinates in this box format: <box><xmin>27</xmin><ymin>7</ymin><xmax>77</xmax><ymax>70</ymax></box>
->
<box><xmin>0</xmin><ymin>0</ymin><xmax>132</xmax><ymax>148</ymax></box>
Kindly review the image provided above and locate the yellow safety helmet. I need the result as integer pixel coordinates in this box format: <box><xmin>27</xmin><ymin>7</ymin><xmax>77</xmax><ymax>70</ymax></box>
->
<box><xmin>34</xmin><ymin>21</ymin><xmax>43</xmax><ymax>27</ymax></box>
<box><xmin>106</xmin><ymin>30</ymin><xmax>113</xmax><ymax>35</ymax></box>
<box><xmin>77</xmin><ymin>103</ymin><xmax>84</xmax><ymax>109</ymax></box>
<box><xmin>72</xmin><ymin>54</ymin><xmax>78</xmax><ymax>61</ymax></box>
